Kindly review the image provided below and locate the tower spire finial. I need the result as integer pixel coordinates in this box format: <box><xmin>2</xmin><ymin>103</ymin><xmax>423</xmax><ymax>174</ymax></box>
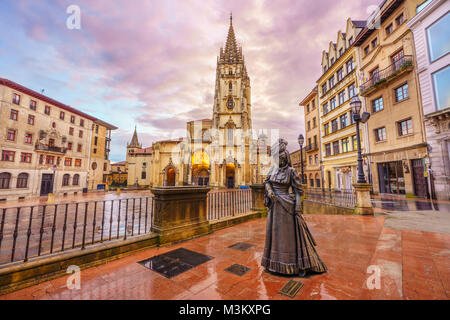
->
<box><xmin>230</xmin><ymin>12</ymin><xmax>232</xmax><ymax>24</ymax></box>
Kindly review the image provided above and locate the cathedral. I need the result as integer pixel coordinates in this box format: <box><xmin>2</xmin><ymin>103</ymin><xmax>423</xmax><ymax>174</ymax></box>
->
<box><xmin>126</xmin><ymin>16</ymin><xmax>269</xmax><ymax>188</ymax></box>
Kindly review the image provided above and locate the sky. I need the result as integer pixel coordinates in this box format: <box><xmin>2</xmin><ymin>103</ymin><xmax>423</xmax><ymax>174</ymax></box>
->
<box><xmin>0</xmin><ymin>0</ymin><xmax>377</xmax><ymax>162</ymax></box>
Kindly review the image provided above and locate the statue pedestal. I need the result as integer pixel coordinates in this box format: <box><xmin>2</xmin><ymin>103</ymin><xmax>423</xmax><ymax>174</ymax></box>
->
<box><xmin>353</xmin><ymin>183</ymin><xmax>374</xmax><ymax>215</ymax></box>
<box><xmin>250</xmin><ymin>184</ymin><xmax>265</xmax><ymax>212</ymax></box>
<box><xmin>151</xmin><ymin>186</ymin><xmax>211</xmax><ymax>244</ymax></box>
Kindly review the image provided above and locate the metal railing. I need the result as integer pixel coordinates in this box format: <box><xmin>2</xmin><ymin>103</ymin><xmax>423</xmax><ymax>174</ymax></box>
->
<box><xmin>0</xmin><ymin>196</ymin><xmax>153</xmax><ymax>266</ymax></box>
<box><xmin>35</xmin><ymin>145</ymin><xmax>67</xmax><ymax>153</ymax></box>
<box><xmin>305</xmin><ymin>188</ymin><xmax>356</xmax><ymax>208</ymax></box>
<box><xmin>207</xmin><ymin>189</ymin><xmax>252</xmax><ymax>220</ymax></box>
<box><xmin>305</xmin><ymin>143</ymin><xmax>319</xmax><ymax>152</ymax></box>
<box><xmin>360</xmin><ymin>55</ymin><xmax>413</xmax><ymax>94</ymax></box>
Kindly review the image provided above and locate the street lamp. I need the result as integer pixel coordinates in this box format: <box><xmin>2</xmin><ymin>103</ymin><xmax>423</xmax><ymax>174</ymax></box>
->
<box><xmin>297</xmin><ymin>134</ymin><xmax>305</xmax><ymax>184</ymax></box>
<box><xmin>350</xmin><ymin>96</ymin><xmax>369</xmax><ymax>184</ymax></box>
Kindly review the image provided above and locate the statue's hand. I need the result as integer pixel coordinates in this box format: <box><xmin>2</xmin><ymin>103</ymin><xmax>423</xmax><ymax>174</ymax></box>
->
<box><xmin>267</xmin><ymin>190</ymin><xmax>277</xmax><ymax>202</ymax></box>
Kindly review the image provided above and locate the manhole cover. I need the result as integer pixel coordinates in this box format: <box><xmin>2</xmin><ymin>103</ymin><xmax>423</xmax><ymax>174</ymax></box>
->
<box><xmin>279</xmin><ymin>280</ymin><xmax>303</xmax><ymax>298</ymax></box>
<box><xmin>228</xmin><ymin>242</ymin><xmax>254</xmax><ymax>251</ymax></box>
<box><xmin>138</xmin><ymin>248</ymin><xmax>213</xmax><ymax>278</ymax></box>
<box><xmin>224</xmin><ymin>264</ymin><xmax>251</xmax><ymax>276</ymax></box>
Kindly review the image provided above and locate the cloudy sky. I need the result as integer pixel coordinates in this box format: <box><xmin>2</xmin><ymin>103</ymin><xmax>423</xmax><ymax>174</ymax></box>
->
<box><xmin>0</xmin><ymin>0</ymin><xmax>377</xmax><ymax>162</ymax></box>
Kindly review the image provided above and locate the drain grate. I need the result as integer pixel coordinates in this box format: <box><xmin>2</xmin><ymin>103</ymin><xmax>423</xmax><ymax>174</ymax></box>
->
<box><xmin>278</xmin><ymin>280</ymin><xmax>304</xmax><ymax>298</ymax></box>
<box><xmin>224</xmin><ymin>264</ymin><xmax>251</xmax><ymax>276</ymax></box>
<box><xmin>228</xmin><ymin>242</ymin><xmax>254</xmax><ymax>251</ymax></box>
<box><xmin>138</xmin><ymin>248</ymin><xmax>213</xmax><ymax>279</ymax></box>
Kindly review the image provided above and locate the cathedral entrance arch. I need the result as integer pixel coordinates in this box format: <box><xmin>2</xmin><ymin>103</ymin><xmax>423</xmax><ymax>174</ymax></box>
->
<box><xmin>226</xmin><ymin>163</ymin><xmax>235</xmax><ymax>189</ymax></box>
<box><xmin>192</xmin><ymin>150</ymin><xmax>210</xmax><ymax>186</ymax></box>
<box><xmin>165</xmin><ymin>167</ymin><xmax>176</xmax><ymax>186</ymax></box>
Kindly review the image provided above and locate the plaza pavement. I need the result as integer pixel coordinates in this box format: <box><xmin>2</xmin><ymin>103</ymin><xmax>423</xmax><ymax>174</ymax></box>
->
<box><xmin>1</xmin><ymin>206</ymin><xmax>449</xmax><ymax>300</ymax></box>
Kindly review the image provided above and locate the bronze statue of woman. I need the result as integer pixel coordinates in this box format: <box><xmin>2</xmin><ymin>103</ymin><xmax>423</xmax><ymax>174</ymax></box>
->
<box><xmin>261</xmin><ymin>138</ymin><xmax>327</xmax><ymax>277</ymax></box>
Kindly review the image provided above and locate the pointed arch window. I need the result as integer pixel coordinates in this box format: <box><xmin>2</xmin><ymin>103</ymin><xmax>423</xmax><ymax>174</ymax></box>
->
<box><xmin>227</xmin><ymin>128</ymin><xmax>234</xmax><ymax>145</ymax></box>
<box><xmin>229</xmin><ymin>82</ymin><xmax>232</xmax><ymax>91</ymax></box>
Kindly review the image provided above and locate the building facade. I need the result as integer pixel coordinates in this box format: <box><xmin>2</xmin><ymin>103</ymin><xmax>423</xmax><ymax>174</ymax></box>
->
<box><xmin>317</xmin><ymin>18</ymin><xmax>368</xmax><ymax>190</ymax></box>
<box><xmin>408</xmin><ymin>0</ymin><xmax>450</xmax><ymax>200</ymax></box>
<box><xmin>300</xmin><ymin>87</ymin><xmax>322</xmax><ymax>188</ymax></box>
<box><xmin>0</xmin><ymin>78</ymin><xmax>115</xmax><ymax>201</ymax></box>
<box><xmin>355</xmin><ymin>0</ymin><xmax>429</xmax><ymax>197</ymax></box>
<box><xmin>290</xmin><ymin>148</ymin><xmax>307</xmax><ymax>184</ymax></box>
<box><xmin>124</xmin><ymin>17</ymin><xmax>269</xmax><ymax>188</ymax></box>
<box><xmin>108</xmin><ymin>161</ymin><xmax>128</xmax><ymax>185</ymax></box>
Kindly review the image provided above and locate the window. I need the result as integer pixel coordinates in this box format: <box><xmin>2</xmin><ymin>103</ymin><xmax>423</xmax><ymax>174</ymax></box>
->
<box><xmin>49</xmin><ymin>138</ymin><xmax>55</xmax><ymax>147</ymax></box>
<box><xmin>386</xmin><ymin>23</ymin><xmax>393</xmax><ymax>35</ymax></box>
<box><xmin>324</xmin><ymin>123</ymin><xmax>330</xmax><ymax>135</ymax></box>
<box><xmin>77</xmin><ymin>144</ymin><xmax>82</xmax><ymax>152</ymax></box>
<box><xmin>65</xmin><ymin>158</ymin><xmax>72</xmax><ymax>166</ymax></box>
<box><xmin>342</xmin><ymin>138</ymin><xmax>350</xmax><ymax>153</ymax></box>
<box><xmin>7</xmin><ymin>129</ymin><xmax>16</xmax><ymax>141</ymax></box>
<box><xmin>80</xmin><ymin>119</ymin><xmax>84</xmax><ymax>127</ymax></box>
<box><xmin>337</xmin><ymin>68</ymin><xmax>344</xmax><ymax>81</ymax></box>
<box><xmin>142</xmin><ymin>171</ymin><xmax>146</xmax><ymax>179</ymax></box>
<box><xmin>79</xmin><ymin>130</ymin><xmax>83</xmax><ymax>138</ymax></box>
<box><xmin>16</xmin><ymin>173</ymin><xmax>28</xmax><ymax>188</ymax></box>
<box><xmin>396</xmin><ymin>13</ymin><xmax>404</xmax><ymax>26</ymax></box>
<box><xmin>375</xmin><ymin>127</ymin><xmax>387</xmax><ymax>142</ymax></box>
<box><xmin>312</xmin><ymin>100</ymin><xmax>315</xmax><ymax>109</ymax></box>
<box><xmin>348</xmin><ymin>37</ymin><xmax>353</xmax><ymax>46</ymax></box>
<box><xmin>432</xmin><ymin>66</ymin><xmax>450</xmax><ymax>111</ymax></box>
<box><xmin>313</xmin><ymin>117</ymin><xmax>316</xmax><ymax>128</ymax></box>
<box><xmin>10</xmin><ymin>109</ymin><xmax>18</xmax><ymax>120</ymax></box>
<box><xmin>427</xmin><ymin>12</ymin><xmax>450</xmax><ymax>62</ymax></box>
<box><xmin>70</xmin><ymin>115</ymin><xmax>75</xmax><ymax>124</ymax></box>
<box><xmin>94</xmin><ymin>136</ymin><xmax>98</xmax><ymax>146</ymax></box>
<box><xmin>395</xmin><ymin>83</ymin><xmax>409</xmax><ymax>102</ymax></box>
<box><xmin>308</xmin><ymin>156</ymin><xmax>313</xmax><ymax>165</ymax></box>
<box><xmin>30</xmin><ymin>100</ymin><xmax>37</xmax><ymax>110</ymax></box>
<box><xmin>24</xmin><ymin>133</ymin><xmax>32</xmax><ymax>144</ymax></box>
<box><xmin>331</xmin><ymin>119</ymin><xmax>338</xmax><ymax>132</ymax></box>
<box><xmin>325</xmin><ymin>143</ymin><xmax>331</xmax><ymax>156</ymax></box>
<box><xmin>73</xmin><ymin>174</ymin><xmax>79</xmax><ymax>185</ymax></box>
<box><xmin>346</xmin><ymin>58</ymin><xmax>354</xmax><ymax>73</ymax></box>
<box><xmin>323</xmin><ymin>103</ymin><xmax>328</xmax><ymax>115</ymax></box>
<box><xmin>371</xmin><ymin>38</ymin><xmax>378</xmax><ymax>48</ymax></box>
<box><xmin>306</xmin><ymin>104</ymin><xmax>310</xmax><ymax>113</ymax></box>
<box><xmin>28</xmin><ymin>115</ymin><xmax>35</xmax><ymax>125</ymax></box>
<box><xmin>68</xmin><ymin>142</ymin><xmax>73</xmax><ymax>151</ymax></box>
<box><xmin>392</xmin><ymin>50</ymin><xmax>404</xmax><ymax>71</ymax></box>
<box><xmin>314</xmin><ymin>154</ymin><xmax>318</xmax><ymax>165</ymax></box>
<box><xmin>62</xmin><ymin>174</ymin><xmax>70</xmax><ymax>186</ymax></box>
<box><xmin>103</xmin><ymin>163</ymin><xmax>108</xmax><ymax>171</ymax></box>
<box><xmin>52</xmin><ymin>122</ymin><xmax>56</xmax><ymax>128</ymax></box>
<box><xmin>338</xmin><ymin>91</ymin><xmax>346</xmax><ymax>105</ymax></box>
<box><xmin>348</xmin><ymin>83</ymin><xmax>356</xmax><ymax>98</ymax></box>
<box><xmin>69</xmin><ymin>127</ymin><xmax>74</xmax><ymax>135</ymax></box>
<box><xmin>398</xmin><ymin>119</ymin><xmax>413</xmax><ymax>136</ymax></box>
<box><xmin>46</xmin><ymin>155</ymin><xmax>55</xmax><ymax>165</ymax></box>
<box><xmin>340</xmin><ymin>114</ymin><xmax>348</xmax><ymax>128</ymax></box>
<box><xmin>372</xmin><ymin>97</ymin><xmax>384</xmax><ymax>112</ymax></box>
<box><xmin>12</xmin><ymin>93</ymin><xmax>20</xmax><ymax>105</ymax></box>
<box><xmin>364</xmin><ymin>46</ymin><xmax>370</xmax><ymax>55</ymax></box>
<box><xmin>370</xmin><ymin>67</ymin><xmax>380</xmax><ymax>83</ymax></box>
<box><xmin>20</xmin><ymin>153</ymin><xmax>32</xmax><ymax>163</ymax></box>
<box><xmin>329</xmin><ymin>75</ymin><xmax>335</xmax><ymax>88</ymax></box>
<box><xmin>0</xmin><ymin>173</ymin><xmax>11</xmax><ymax>189</ymax></box>
<box><xmin>321</xmin><ymin>83</ymin><xmax>327</xmax><ymax>95</ymax></box>
<box><xmin>93</xmin><ymin>148</ymin><xmax>97</xmax><ymax>154</ymax></box>
<box><xmin>39</xmin><ymin>155</ymin><xmax>44</xmax><ymax>164</ymax></box>
<box><xmin>332</xmin><ymin>141</ymin><xmax>339</xmax><ymax>154</ymax></box>
<box><xmin>95</xmin><ymin>125</ymin><xmax>99</xmax><ymax>134</ymax></box>
<box><xmin>45</xmin><ymin>105</ymin><xmax>51</xmax><ymax>115</ymax></box>
<box><xmin>75</xmin><ymin>159</ymin><xmax>82</xmax><ymax>167</ymax></box>
<box><xmin>229</xmin><ymin>82</ymin><xmax>232</xmax><ymax>91</ymax></box>
<box><xmin>60</xmin><ymin>112</ymin><xmax>65</xmax><ymax>120</ymax></box>
<box><xmin>307</xmin><ymin>121</ymin><xmax>311</xmax><ymax>131</ymax></box>
<box><xmin>352</xmin><ymin>135</ymin><xmax>358</xmax><ymax>150</ymax></box>
<box><xmin>330</xmin><ymin>97</ymin><xmax>336</xmax><ymax>110</ymax></box>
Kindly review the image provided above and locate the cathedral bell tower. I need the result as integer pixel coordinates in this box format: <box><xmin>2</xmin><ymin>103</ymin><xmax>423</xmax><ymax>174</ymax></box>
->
<box><xmin>211</xmin><ymin>14</ymin><xmax>253</xmax><ymax>187</ymax></box>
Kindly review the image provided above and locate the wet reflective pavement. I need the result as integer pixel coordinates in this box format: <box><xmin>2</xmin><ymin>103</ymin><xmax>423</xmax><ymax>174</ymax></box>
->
<box><xmin>1</xmin><ymin>212</ymin><xmax>449</xmax><ymax>300</ymax></box>
<box><xmin>372</xmin><ymin>196</ymin><xmax>450</xmax><ymax>213</ymax></box>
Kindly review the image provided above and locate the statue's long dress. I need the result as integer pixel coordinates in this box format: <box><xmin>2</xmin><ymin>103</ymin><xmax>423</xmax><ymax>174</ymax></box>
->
<box><xmin>261</xmin><ymin>166</ymin><xmax>327</xmax><ymax>275</ymax></box>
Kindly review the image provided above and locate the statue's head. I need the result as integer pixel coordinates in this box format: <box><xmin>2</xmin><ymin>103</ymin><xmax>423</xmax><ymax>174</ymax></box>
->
<box><xmin>270</xmin><ymin>138</ymin><xmax>291</xmax><ymax>168</ymax></box>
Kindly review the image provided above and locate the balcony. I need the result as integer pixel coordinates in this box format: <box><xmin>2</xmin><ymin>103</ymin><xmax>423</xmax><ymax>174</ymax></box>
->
<box><xmin>305</xmin><ymin>143</ymin><xmax>319</xmax><ymax>152</ymax></box>
<box><xmin>360</xmin><ymin>55</ymin><xmax>413</xmax><ymax>96</ymax></box>
<box><xmin>35</xmin><ymin>144</ymin><xmax>67</xmax><ymax>154</ymax></box>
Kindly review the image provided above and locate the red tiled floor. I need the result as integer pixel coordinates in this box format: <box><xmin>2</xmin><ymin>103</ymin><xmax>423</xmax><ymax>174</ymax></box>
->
<box><xmin>1</xmin><ymin>214</ymin><xmax>449</xmax><ymax>300</ymax></box>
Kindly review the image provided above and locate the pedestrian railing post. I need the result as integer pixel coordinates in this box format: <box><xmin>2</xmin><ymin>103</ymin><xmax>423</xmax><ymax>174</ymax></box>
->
<box><xmin>11</xmin><ymin>207</ymin><xmax>21</xmax><ymax>262</ymax></box>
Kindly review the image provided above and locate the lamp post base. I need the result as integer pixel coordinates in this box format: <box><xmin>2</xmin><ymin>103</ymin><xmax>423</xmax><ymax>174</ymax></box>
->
<box><xmin>353</xmin><ymin>183</ymin><xmax>374</xmax><ymax>215</ymax></box>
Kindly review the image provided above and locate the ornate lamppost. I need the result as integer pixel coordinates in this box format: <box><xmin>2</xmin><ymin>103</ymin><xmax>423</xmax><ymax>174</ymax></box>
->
<box><xmin>297</xmin><ymin>134</ymin><xmax>305</xmax><ymax>184</ymax></box>
<box><xmin>350</xmin><ymin>96</ymin><xmax>370</xmax><ymax>183</ymax></box>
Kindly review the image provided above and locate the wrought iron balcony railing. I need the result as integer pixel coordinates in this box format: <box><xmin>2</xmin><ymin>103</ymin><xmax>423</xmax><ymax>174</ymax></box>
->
<box><xmin>35</xmin><ymin>145</ymin><xmax>67</xmax><ymax>154</ymax></box>
<box><xmin>305</xmin><ymin>143</ymin><xmax>319</xmax><ymax>152</ymax></box>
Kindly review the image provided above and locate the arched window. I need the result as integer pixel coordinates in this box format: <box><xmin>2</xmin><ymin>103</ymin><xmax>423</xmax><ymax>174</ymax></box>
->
<box><xmin>309</xmin><ymin>174</ymin><xmax>314</xmax><ymax>187</ymax></box>
<box><xmin>62</xmin><ymin>174</ymin><xmax>70</xmax><ymax>186</ymax></box>
<box><xmin>229</xmin><ymin>82</ymin><xmax>232</xmax><ymax>90</ymax></box>
<box><xmin>73</xmin><ymin>174</ymin><xmax>79</xmax><ymax>186</ymax></box>
<box><xmin>227</xmin><ymin>128</ymin><xmax>234</xmax><ymax>145</ymax></box>
<box><xmin>315</xmin><ymin>173</ymin><xmax>321</xmax><ymax>188</ymax></box>
<box><xmin>17</xmin><ymin>173</ymin><xmax>28</xmax><ymax>188</ymax></box>
<box><xmin>0</xmin><ymin>173</ymin><xmax>11</xmax><ymax>189</ymax></box>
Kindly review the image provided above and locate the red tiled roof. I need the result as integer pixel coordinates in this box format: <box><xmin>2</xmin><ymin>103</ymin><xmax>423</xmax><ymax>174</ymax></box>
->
<box><xmin>133</xmin><ymin>147</ymin><xmax>153</xmax><ymax>154</ymax></box>
<box><xmin>0</xmin><ymin>78</ymin><xmax>117</xmax><ymax>129</ymax></box>
<box><xmin>112</xmin><ymin>161</ymin><xmax>127</xmax><ymax>165</ymax></box>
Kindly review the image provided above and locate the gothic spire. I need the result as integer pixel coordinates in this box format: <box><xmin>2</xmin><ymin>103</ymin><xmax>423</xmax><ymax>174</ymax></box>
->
<box><xmin>221</xmin><ymin>13</ymin><xmax>242</xmax><ymax>63</ymax></box>
<box><xmin>128</xmin><ymin>126</ymin><xmax>141</xmax><ymax>148</ymax></box>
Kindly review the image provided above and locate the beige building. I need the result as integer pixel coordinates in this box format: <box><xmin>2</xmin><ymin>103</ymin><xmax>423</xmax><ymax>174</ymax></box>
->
<box><xmin>0</xmin><ymin>78</ymin><xmax>115</xmax><ymax>201</ymax></box>
<box><xmin>355</xmin><ymin>0</ymin><xmax>428</xmax><ymax>197</ymax></box>
<box><xmin>290</xmin><ymin>148</ymin><xmax>307</xmax><ymax>184</ymax></box>
<box><xmin>300</xmin><ymin>87</ymin><xmax>322</xmax><ymax>188</ymax></box>
<box><xmin>317</xmin><ymin>19</ymin><xmax>368</xmax><ymax>190</ymax></box>
<box><xmin>88</xmin><ymin>120</ymin><xmax>117</xmax><ymax>191</ymax></box>
<box><xmin>125</xmin><ymin>17</ymin><xmax>269</xmax><ymax>188</ymax></box>
<box><xmin>108</xmin><ymin>161</ymin><xmax>128</xmax><ymax>185</ymax></box>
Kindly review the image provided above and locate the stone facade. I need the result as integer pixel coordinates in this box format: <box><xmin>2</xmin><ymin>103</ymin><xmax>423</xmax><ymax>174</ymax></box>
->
<box><xmin>0</xmin><ymin>78</ymin><xmax>115</xmax><ymax>201</ymax></box>
<box><xmin>408</xmin><ymin>0</ymin><xmax>450</xmax><ymax>200</ymax></box>
<box><xmin>125</xmin><ymin>17</ymin><xmax>270</xmax><ymax>188</ymax></box>
<box><xmin>355</xmin><ymin>0</ymin><xmax>429</xmax><ymax>197</ymax></box>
